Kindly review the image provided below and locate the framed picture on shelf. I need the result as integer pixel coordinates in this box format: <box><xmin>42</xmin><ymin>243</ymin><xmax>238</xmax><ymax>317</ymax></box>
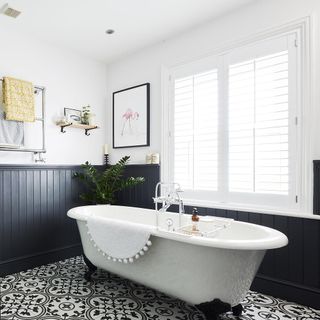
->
<box><xmin>64</xmin><ymin>108</ymin><xmax>82</xmax><ymax>124</ymax></box>
<box><xmin>113</xmin><ymin>83</ymin><xmax>150</xmax><ymax>148</ymax></box>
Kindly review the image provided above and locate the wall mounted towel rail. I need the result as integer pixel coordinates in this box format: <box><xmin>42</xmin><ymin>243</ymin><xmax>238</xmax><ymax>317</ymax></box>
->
<box><xmin>0</xmin><ymin>78</ymin><xmax>45</xmax><ymax>93</ymax></box>
<box><xmin>0</xmin><ymin>78</ymin><xmax>46</xmax><ymax>154</ymax></box>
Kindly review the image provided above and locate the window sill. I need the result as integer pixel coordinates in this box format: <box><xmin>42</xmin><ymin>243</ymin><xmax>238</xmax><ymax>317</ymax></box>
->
<box><xmin>181</xmin><ymin>199</ymin><xmax>320</xmax><ymax>220</ymax></box>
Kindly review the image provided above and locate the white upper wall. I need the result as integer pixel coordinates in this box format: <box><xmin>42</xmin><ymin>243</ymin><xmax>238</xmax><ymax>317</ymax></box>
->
<box><xmin>1</xmin><ymin>0</ymin><xmax>319</xmax><ymax>166</ymax></box>
<box><xmin>105</xmin><ymin>0</ymin><xmax>320</xmax><ymax>165</ymax></box>
<box><xmin>0</xmin><ymin>29</ymin><xmax>107</xmax><ymax>165</ymax></box>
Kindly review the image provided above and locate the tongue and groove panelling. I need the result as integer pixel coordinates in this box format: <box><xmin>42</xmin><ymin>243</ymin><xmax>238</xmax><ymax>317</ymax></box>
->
<box><xmin>0</xmin><ymin>165</ymin><xmax>84</xmax><ymax>275</ymax></box>
<box><xmin>0</xmin><ymin>164</ymin><xmax>159</xmax><ymax>275</ymax></box>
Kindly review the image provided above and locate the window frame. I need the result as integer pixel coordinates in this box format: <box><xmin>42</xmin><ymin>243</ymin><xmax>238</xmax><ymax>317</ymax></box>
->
<box><xmin>161</xmin><ymin>19</ymin><xmax>312</xmax><ymax>215</ymax></box>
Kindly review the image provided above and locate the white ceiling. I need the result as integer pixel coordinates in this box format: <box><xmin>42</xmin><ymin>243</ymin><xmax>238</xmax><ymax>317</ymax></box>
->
<box><xmin>0</xmin><ymin>0</ymin><xmax>257</xmax><ymax>63</ymax></box>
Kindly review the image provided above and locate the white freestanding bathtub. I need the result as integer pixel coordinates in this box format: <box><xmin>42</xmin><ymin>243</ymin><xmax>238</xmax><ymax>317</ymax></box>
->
<box><xmin>67</xmin><ymin>205</ymin><xmax>288</xmax><ymax>309</ymax></box>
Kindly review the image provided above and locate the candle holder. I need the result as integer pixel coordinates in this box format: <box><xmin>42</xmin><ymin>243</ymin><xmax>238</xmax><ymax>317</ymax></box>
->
<box><xmin>104</xmin><ymin>154</ymin><xmax>109</xmax><ymax>166</ymax></box>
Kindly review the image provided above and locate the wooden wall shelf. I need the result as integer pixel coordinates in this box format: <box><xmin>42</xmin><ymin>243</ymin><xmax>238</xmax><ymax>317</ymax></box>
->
<box><xmin>58</xmin><ymin>123</ymin><xmax>99</xmax><ymax>136</ymax></box>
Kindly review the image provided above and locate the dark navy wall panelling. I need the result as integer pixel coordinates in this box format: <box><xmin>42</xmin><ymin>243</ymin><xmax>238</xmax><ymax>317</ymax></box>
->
<box><xmin>0</xmin><ymin>164</ymin><xmax>160</xmax><ymax>276</ymax></box>
<box><xmin>116</xmin><ymin>164</ymin><xmax>160</xmax><ymax>209</ymax></box>
<box><xmin>0</xmin><ymin>165</ymin><xmax>84</xmax><ymax>275</ymax></box>
<box><xmin>313</xmin><ymin>160</ymin><xmax>320</xmax><ymax>215</ymax></box>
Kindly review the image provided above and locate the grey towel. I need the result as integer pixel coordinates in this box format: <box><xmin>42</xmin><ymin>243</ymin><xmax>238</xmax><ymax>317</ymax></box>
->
<box><xmin>0</xmin><ymin>110</ymin><xmax>24</xmax><ymax>146</ymax></box>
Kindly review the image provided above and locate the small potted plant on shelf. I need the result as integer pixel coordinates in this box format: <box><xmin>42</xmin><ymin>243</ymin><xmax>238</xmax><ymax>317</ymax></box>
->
<box><xmin>73</xmin><ymin>156</ymin><xmax>144</xmax><ymax>204</ymax></box>
<box><xmin>81</xmin><ymin>105</ymin><xmax>91</xmax><ymax>125</ymax></box>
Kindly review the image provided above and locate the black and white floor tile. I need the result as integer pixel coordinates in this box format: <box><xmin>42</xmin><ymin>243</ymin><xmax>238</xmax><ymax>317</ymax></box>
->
<box><xmin>1</xmin><ymin>256</ymin><xmax>319</xmax><ymax>320</ymax></box>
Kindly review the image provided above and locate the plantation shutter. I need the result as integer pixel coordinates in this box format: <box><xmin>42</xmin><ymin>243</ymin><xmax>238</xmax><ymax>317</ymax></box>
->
<box><xmin>174</xmin><ymin>69</ymin><xmax>219</xmax><ymax>191</ymax></box>
<box><xmin>228</xmin><ymin>50</ymin><xmax>290</xmax><ymax>194</ymax></box>
<box><xmin>168</xmin><ymin>32</ymin><xmax>299</xmax><ymax>210</ymax></box>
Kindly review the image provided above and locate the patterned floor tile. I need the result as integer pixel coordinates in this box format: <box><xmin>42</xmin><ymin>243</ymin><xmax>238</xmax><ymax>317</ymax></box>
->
<box><xmin>0</xmin><ymin>256</ymin><xmax>319</xmax><ymax>320</ymax></box>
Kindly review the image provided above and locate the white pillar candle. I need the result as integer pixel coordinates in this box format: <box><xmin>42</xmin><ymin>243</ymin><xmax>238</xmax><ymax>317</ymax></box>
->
<box><xmin>104</xmin><ymin>144</ymin><xmax>109</xmax><ymax>155</ymax></box>
<box><xmin>151</xmin><ymin>153</ymin><xmax>160</xmax><ymax>164</ymax></box>
<box><xmin>146</xmin><ymin>153</ymin><xmax>152</xmax><ymax>164</ymax></box>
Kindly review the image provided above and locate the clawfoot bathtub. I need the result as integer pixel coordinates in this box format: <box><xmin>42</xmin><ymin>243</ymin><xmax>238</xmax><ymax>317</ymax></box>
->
<box><xmin>67</xmin><ymin>205</ymin><xmax>288</xmax><ymax>319</ymax></box>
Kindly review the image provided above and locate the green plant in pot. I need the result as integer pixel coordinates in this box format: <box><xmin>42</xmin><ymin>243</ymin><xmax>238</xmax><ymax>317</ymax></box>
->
<box><xmin>81</xmin><ymin>105</ymin><xmax>90</xmax><ymax>125</ymax></box>
<box><xmin>74</xmin><ymin>156</ymin><xmax>144</xmax><ymax>204</ymax></box>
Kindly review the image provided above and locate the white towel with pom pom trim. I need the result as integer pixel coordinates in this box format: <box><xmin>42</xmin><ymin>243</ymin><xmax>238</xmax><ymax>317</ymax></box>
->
<box><xmin>86</xmin><ymin>215</ymin><xmax>154</xmax><ymax>260</ymax></box>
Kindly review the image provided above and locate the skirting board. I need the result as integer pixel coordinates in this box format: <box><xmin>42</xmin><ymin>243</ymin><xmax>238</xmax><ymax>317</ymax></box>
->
<box><xmin>252</xmin><ymin>274</ymin><xmax>320</xmax><ymax>310</ymax></box>
<box><xmin>0</xmin><ymin>243</ymin><xmax>83</xmax><ymax>277</ymax></box>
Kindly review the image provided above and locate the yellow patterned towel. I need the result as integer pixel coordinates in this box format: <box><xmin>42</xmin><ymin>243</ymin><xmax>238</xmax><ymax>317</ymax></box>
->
<box><xmin>2</xmin><ymin>76</ymin><xmax>35</xmax><ymax>122</ymax></box>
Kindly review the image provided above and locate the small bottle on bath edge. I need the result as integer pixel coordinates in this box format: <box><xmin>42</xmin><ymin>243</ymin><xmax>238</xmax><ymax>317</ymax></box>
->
<box><xmin>192</xmin><ymin>207</ymin><xmax>199</xmax><ymax>232</ymax></box>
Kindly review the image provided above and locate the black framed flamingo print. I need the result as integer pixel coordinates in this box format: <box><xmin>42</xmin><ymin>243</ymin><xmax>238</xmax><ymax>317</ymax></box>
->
<box><xmin>113</xmin><ymin>83</ymin><xmax>150</xmax><ymax>148</ymax></box>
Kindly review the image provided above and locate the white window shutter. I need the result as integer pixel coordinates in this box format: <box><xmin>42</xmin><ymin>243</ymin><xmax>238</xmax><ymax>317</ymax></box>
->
<box><xmin>228</xmin><ymin>51</ymin><xmax>289</xmax><ymax>195</ymax></box>
<box><xmin>167</xmin><ymin>32</ymin><xmax>300</xmax><ymax>211</ymax></box>
<box><xmin>174</xmin><ymin>70</ymin><xmax>219</xmax><ymax>191</ymax></box>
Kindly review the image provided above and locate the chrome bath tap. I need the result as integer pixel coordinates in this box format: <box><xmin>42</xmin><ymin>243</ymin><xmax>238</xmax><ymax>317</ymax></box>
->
<box><xmin>153</xmin><ymin>182</ymin><xmax>184</xmax><ymax>230</ymax></box>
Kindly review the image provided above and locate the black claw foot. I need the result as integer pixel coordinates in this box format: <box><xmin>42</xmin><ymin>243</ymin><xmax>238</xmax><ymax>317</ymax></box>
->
<box><xmin>232</xmin><ymin>304</ymin><xmax>243</xmax><ymax>317</ymax></box>
<box><xmin>83</xmin><ymin>254</ymin><xmax>97</xmax><ymax>281</ymax></box>
<box><xmin>196</xmin><ymin>299</ymin><xmax>231</xmax><ymax>320</ymax></box>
